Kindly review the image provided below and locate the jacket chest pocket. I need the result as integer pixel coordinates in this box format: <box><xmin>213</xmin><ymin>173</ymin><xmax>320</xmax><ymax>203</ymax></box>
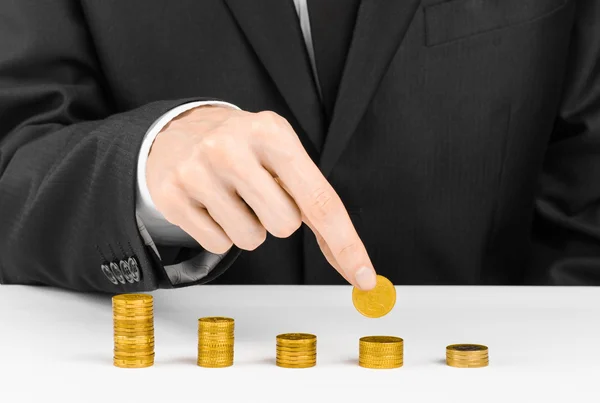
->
<box><xmin>424</xmin><ymin>0</ymin><xmax>568</xmax><ymax>46</ymax></box>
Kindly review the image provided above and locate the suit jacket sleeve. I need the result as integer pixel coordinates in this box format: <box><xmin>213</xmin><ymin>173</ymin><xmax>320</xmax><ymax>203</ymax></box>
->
<box><xmin>0</xmin><ymin>0</ymin><xmax>239</xmax><ymax>292</ymax></box>
<box><xmin>529</xmin><ymin>0</ymin><xmax>600</xmax><ymax>285</ymax></box>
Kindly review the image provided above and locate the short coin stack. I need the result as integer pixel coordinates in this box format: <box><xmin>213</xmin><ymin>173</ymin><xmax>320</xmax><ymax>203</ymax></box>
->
<box><xmin>197</xmin><ymin>317</ymin><xmax>235</xmax><ymax>368</ymax></box>
<box><xmin>276</xmin><ymin>333</ymin><xmax>317</xmax><ymax>368</ymax></box>
<box><xmin>446</xmin><ymin>344</ymin><xmax>489</xmax><ymax>368</ymax></box>
<box><xmin>113</xmin><ymin>294</ymin><xmax>155</xmax><ymax>368</ymax></box>
<box><xmin>359</xmin><ymin>336</ymin><xmax>404</xmax><ymax>369</ymax></box>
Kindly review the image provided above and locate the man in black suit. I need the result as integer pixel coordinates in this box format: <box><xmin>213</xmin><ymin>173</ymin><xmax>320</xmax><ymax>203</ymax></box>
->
<box><xmin>0</xmin><ymin>0</ymin><xmax>598</xmax><ymax>293</ymax></box>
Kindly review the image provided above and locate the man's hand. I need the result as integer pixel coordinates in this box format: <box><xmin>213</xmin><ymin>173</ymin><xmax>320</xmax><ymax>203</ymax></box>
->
<box><xmin>146</xmin><ymin>106</ymin><xmax>377</xmax><ymax>290</ymax></box>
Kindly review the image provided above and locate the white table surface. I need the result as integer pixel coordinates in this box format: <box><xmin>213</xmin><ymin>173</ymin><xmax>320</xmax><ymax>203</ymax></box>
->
<box><xmin>0</xmin><ymin>284</ymin><xmax>598</xmax><ymax>403</ymax></box>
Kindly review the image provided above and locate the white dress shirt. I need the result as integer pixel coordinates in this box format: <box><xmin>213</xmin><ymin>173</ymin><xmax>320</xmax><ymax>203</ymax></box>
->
<box><xmin>135</xmin><ymin>0</ymin><xmax>315</xmax><ymax>265</ymax></box>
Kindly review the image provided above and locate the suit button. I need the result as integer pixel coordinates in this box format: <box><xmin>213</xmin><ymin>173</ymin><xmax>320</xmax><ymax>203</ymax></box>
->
<box><xmin>120</xmin><ymin>260</ymin><xmax>135</xmax><ymax>283</ymax></box>
<box><xmin>128</xmin><ymin>257</ymin><xmax>141</xmax><ymax>282</ymax></box>
<box><xmin>110</xmin><ymin>262</ymin><xmax>126</xmax><ymax>284</ymax></box>
<box><xmin>101</xmin><ymin>264</ymin><xmax>119</xmax><ymax>285</ymax></box>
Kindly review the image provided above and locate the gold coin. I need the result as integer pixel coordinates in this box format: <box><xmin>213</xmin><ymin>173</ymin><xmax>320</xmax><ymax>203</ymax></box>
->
<box><xmin>352</xmin><ymin>275</ymin><xmax>396</xmax><ymax>318</ymax></box>
<box><xmin>446</xmin><ymin>355</ymin><xmax>489</xmax><ymax>360</ymax></box>
<box><xmin>115</xmin><ymin>339</ymin><xmax>154</xmax><ymax>346</ymax></box>
<box><xmin>276</xmin><ymin>361</ymin><xmax>316</xmax><ymax>368</ymax></box>
<box><xmin>114</xmin><ymin>333</ymin><xmax>154</xmax><ymax>339</ymax></box>
<box><xmin>446</xmin><ymin>344</ymin><xmax>488</xmax><ymax>352</ymax></box>
<box><xmin>114</xmin><ymin>359</ymin><xmax>155</xmax><ymax>366</ymax></box>
<box><xmin>114</xmin><ymin>321</ymin><xmax>154</xmax><ymax>327</ymax></box>
<box><xmin>198</xmin><ymin>350</ymin><xmax>234</xmax><ymax>356</ymax></box>
<box><xmin>198</xmin><ymin>317</ymin><xmax>234</xmax><ymax>325</ymax></box>
<box><xmin>276</xmin><ymin>333</ymin><xmax>316</xmax><ymax>343</ymax></box>
<box><xmin>113</xmin><ymin>294</ymin><xmax>153</xmax><ymax>304</ymax></box>
<box><xmin>360</xmin><ymin>349</ymin><xmax>403</xmax><ymax>354</ymax></box>
<box><xmin>113</xmin><ymin>314</ymin><xmax>154</xmax><ymax>320</ymax></box>
<box><xmin>277</xmin><ymin>346</ymin><xmax>316</xmax><ymax>350</ymax></box>
<box><xmin>116</xmin><ymin>346</ymin><xmax>154</xmax><ymax>351</ymax></box>
<box><xmin>113</xmin><ymin>329</ymin><xmax>154</xmax><ymax>337</ymax></box>
<box><xmin>446</xmin><ymin>351</ymin><xmax>489</xmax><ymax>357</ymax></box>
<box><xmin>276</xmin><ymin>357</ymin><xmax>317</xmax><ymax>363</ymax></box>
<box><xmin>276</xmin><ymin>351</ymin><xmax>317</xmax><ymax>358</ymax></box>
<box><xmin>113</xmin><ymin>318</ymin><xmax>154</xmax><ymax>327</ymax></box>
<box><xmin>114</xmin><ymin>327</ymin><xmax>154</xmax><ymax>333</ymax></box>
<box><xmin>112</xmin><ymin>304</ymin><xmax>153</xmax><ymax>310</ymax></box>
<box><xmin>114</xmin><ymin>362</ymin><xmax>154</xmax><ymax>368</ymax></box>
<box><xmin>198</xmin><ymin>355</ymin><xmax>234</xmax><ymax>360</ymax></box>
<box><xmin>197</xmin><ymin>362</ymin><xmax>233</xmax><ymax>368</ymax></box>
<box><xmin>359</xmin><ymin>357</ymin><xmax>403</xmax><ymax>362</ymax></box>
<box><xmin>359</xmin><ymin>362</ymin><xmax>403</xmax><ymax>369</ymax></box>
<box><xmin>361</xmin><ymin>358</ymin><xmax>403</xmax><ymax>363</ymax></box>
<box><xmin>198</xmin><ymin>352</ymin><xmax>233</xmax><ymax>363</ymax></box>
<box><xmin>112</xmin><ymin>311</ymin><xmax>153</xmax><ymax>317</ymax></box>
<box><xmin>276</xmin><ymin>363</ymin><xmax>316</xmax><ymax>368</ymax></box>
<box><xmin>360</xmin><ymin>346</ymin><xmax>403</xmax><ymax>351</ymax></box>
<box><xmin>114</xmin><ymin>349</ymin><xmax>155</xmax><ymax>356</ymax></box>
<box><xmin>359</xmin><ymin>356</ymin><xmax>404</xmax><ymax>362</ymax></box>
<box><xmin>112</xmin><ymin>305</ymin><xmax>153</xmax><ymax>311</ymax></box>
<box><xmin>446</xmin><ymin>359</ymin><xmax>489</xmax><ymax>365</ymax></box>
<box><xmin>446</xmin><ymin>360</ymin><xmax>488</xmax><ymax>368</ymax></box>
<box><xmin>199</xmin><ymin>342</ymin><xmax>234</xmax><ymax>347</ymax></box>
<box><xmin>198</xmin><ymin>329</ymin><xmax>235</xmax><ymax>339</ymax></box>
<box><xmin>114</xmin><ymin>332</ymin><xmax>154</xmax><ymax>337</ymax></box>
<box><xmin>360</xmin><ymin>336</ymin><xmax>403</xmax><ymax>344</ymax></box>
<box><xmin>114</xmin><ymin>318</ymin><xmax>154</xmax><ymax>324</ymax></box>
<box><xmin>446</xmin><ymin>358</ymin><xmax>490</xmax><ymax>365</ymax></box>
<box><xmin>198</xmin><ymin>338</ymin><xmax>234</xmax><ymax>343</ymax></box>
<box><xmin>276</xmin><ymin>351</ymin><xmax>317</xmax><ymax>357</ymax></box>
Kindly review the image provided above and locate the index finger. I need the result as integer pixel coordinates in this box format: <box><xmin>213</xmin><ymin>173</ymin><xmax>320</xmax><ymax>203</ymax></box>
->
<box><xmin>272</xmin><ymin>152</ymin><xmax>377</xmax><ymax>291</ymax></box>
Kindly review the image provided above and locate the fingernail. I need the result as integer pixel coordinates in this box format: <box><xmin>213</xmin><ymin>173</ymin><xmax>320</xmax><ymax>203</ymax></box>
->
<box><xmin>354</xmin><ymin>267</ymin><xmax>377</xmax><ymax>290</ymax></box>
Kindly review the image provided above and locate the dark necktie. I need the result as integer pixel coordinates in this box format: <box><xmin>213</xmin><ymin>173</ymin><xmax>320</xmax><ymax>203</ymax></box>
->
<box><xmin>307</xmin><ymin>0</ymin><xmax>361</xmax><ymax>124</ymax></box>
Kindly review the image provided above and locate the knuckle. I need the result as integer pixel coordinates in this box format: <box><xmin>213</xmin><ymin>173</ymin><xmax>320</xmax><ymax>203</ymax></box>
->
<box><xmin>153</xmin><ymin>181</ymin><xmax>182</xmax><ymax>218</ymax></box>
<box><xmin>308</xmin><ymin>188</ymin><xmax>336</xmax><ymax>221</ymax></box>
<box><xmin>271</xmin><ymin>216</ymin><xmax>302</xmax><ymax>238</ymax></box>
<box><xmin>203</xmin><ymin>136</ymin><xmax>239</xmax><ymax>169</ymax></box>
<box><xmin>254</xmin><ymin>111</ymin><xmax>285</xmax><ymax>135</ymax></box>
<box><xmin>336</xmin><ymin>241</ymin><xmax>361</xmax><ymax>260</ymax></box>
<box><xmin>236</xmin><ymin>227</ymin><xmax>267</xmax><ymax>251</ymax></box>
<box><xmin>174</xmin><ymin>161</ymin><xmax>197</xmax><ymax>185</ymax></box>
<box><xmin>205</xmin><ymin>240</ymin><xmax>234</xmax><ymax>255</ymax></box>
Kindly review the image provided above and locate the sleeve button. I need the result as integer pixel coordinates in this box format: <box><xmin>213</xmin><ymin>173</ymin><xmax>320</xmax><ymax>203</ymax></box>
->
<box><xmin>101</xmin><ymin>264</ymin><xmax>119</xmax><ymax>285</ymax></box>
<box><xmin>110</xmin><ymin>262</ymin><xmax>126</xmax><ymax>284</ymax></box>
<box><xmin>128</xmin><ymin>257</ymin><xmax>141</xmax><ymax>282</ymax></box>
<box><xmin>119</xmin><ymin>260</ymin><xmax>135</xmax><ymax>283</ymax></box>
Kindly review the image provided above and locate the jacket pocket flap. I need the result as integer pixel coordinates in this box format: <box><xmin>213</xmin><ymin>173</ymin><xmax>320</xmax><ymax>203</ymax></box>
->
<box><xmin>425</xmin><ymin>0</ymin><xmax>567</xmax><ymax>46</ymax></box>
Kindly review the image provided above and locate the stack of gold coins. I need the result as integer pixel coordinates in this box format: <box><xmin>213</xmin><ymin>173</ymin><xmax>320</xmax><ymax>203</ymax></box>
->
<box><xmin>446</xmin><ymin>344</ymin><xmax>489</xmax><ymax>368</ymax></box>
<box><xmin>112</xmin><ymin>294</ymin><xmax>155</xmax><ymax>368</ymax></box>
<box><xmin>276</xmin><ymin>333</ymin><xmax>317</xmax><ymax>368</ymax></box>
<box><xmin>197</xmin><ymin>317</ymin><xmax>234</xmax><ymax>368</ymax></box>
<box><xmin>359</xmin><ymin>336</ymin><xmax>404</xmax><ymax>369</ymax></box>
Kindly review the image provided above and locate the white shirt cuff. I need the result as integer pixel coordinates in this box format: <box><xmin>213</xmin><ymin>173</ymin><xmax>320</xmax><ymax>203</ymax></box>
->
<box><xmin>136</xmin><ymin>100</ymin><xmax>240</xmax><ymax>248</ymax></box>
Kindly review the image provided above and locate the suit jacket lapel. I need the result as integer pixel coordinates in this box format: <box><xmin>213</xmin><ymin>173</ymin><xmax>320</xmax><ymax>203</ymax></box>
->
<box><xmin>319</xmin><ymin>0</ymin><xmax>421</xmax><ymax>177</ymax></box>
<box><xmin>223</xmin><ymin>0</ymin><xmax>325</xmax><ymax>151</ymax></box>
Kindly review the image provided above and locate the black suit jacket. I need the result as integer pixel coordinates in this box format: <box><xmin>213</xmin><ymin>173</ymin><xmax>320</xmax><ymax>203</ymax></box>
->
<box><xmin>0</xmin><ymin>0</ymin><xmax>599</xmax><ymax>292</ymax></box>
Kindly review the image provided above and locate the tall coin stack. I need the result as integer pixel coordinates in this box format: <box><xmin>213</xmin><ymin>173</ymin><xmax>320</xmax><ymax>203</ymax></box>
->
<box><xmin>446</xmin><ymin>344</ymin><xmax>489</xmax><ymax>368</ymax></box>
<box><xmin>276</xmin><ymin>333</ymin><xmax>317</xmax><ymax>368</ymax></box>
<box><xmin>112</xmin><ymin>294</ymin><xmax>155</xmax><ymax>368</ymax></box>
<box><xmin>359</xmin><ymin>336</ymin><xmax>404</xmax><ymax>369</ymax></box>
<box><xmin>197</xmin><ymin>317</ymin><xmax>235</xmax><ymax>368</ymax></box>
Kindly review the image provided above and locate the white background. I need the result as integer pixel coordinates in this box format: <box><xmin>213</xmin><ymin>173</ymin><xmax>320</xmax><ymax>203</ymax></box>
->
<box><xmin>0</xmin><ymin>284</ymin><xmax>598</xmax><ymax>403</ymax></box>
